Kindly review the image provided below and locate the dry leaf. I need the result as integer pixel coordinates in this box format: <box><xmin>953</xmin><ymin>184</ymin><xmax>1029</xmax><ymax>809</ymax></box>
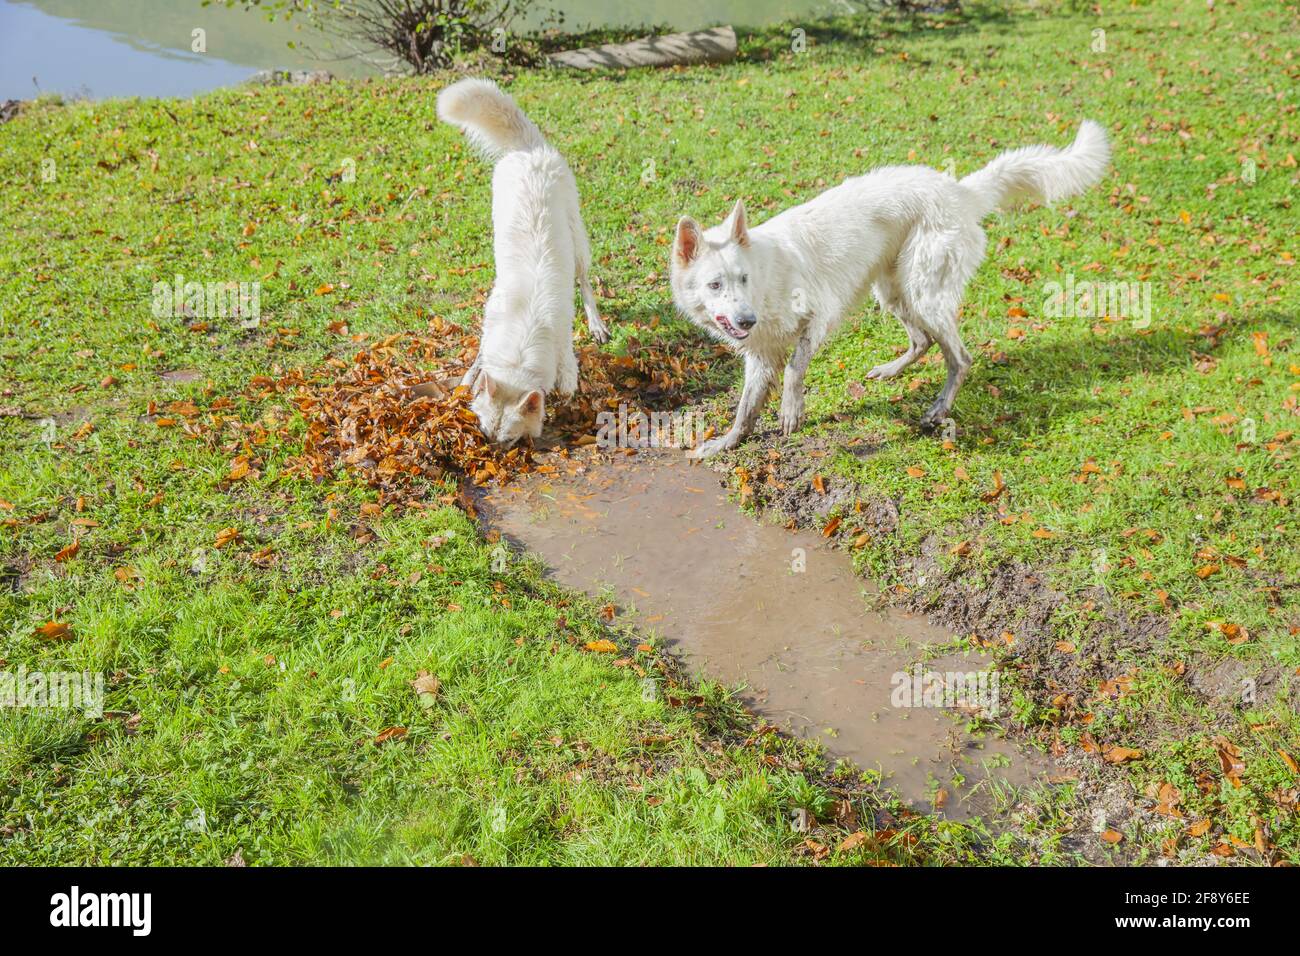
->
<box><xmin>410</xmin><ymin>670</ymin><xmax>441</xmax><ymax>701</ymax></box>
<box><xmin>1212</xmin><ymin>736</ymin><xmax>1245</xmax><ymax>788</ymax></box>
<box><xmin>838</xmin><ymin>831</ymin><xmax>870</xmax><ymax>853</ymax></box>
<box><xmin>1104</xmin><ymin>746</ymin><xmax>1144</xmax><ymax>764</ymax></box>
<box><xmin>35</xmin><ymin>620</ymin><xmax>72</xmax><ymax>641</ymax></box>
<box><xmin>1279</xmin><ymin>749</ymin><xmax>1299</xmax><ymax>776</ymax></box>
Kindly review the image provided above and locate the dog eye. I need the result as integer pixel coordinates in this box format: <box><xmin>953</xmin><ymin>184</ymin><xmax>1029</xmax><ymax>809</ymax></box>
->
<box><xmin>741</xmin><ymin>274</ymin><xmax>748</xmax><ymax>285</ymax></box>
<box><xmin>707</xmin><ymin>280</ymin><xmax>722</xmax><ymax>292</ymax></box>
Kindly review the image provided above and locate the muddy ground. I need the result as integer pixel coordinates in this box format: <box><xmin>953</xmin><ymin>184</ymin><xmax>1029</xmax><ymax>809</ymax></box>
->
<box><xmin>693</xmin><ymin>415</ymin><xmax>1292</xmax><ymax>865</ymax></box>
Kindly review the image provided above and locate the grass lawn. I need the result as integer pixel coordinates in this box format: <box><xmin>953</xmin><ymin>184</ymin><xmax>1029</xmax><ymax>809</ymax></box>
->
<box><xmin>1</xmin><ymin>0</ymin><xmax>1296</xmax><ymax>865</ymax></box>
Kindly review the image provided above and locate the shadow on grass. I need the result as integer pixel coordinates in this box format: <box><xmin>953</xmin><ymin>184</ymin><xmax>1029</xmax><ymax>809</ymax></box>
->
<box><xmin>804</xmin><ymin>324</ymin><xmax>1203</xmax><ymax>436</ymax></box>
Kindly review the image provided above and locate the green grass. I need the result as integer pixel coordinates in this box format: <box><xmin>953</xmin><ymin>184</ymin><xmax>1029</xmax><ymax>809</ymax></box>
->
<box><xmin>1</xmin><ymin>0</ymin><xmax>1296</xmax><ymax>865</ymax></box>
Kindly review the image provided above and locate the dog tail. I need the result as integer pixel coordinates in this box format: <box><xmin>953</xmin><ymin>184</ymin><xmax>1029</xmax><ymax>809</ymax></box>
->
<box><xmin>960</xmin><ymin>120</ymin><xmax>1110</xmax><ymax>219</ymax></box>
<box><xmin>436</xmin><ymin>78</ymin><xmax>547</xmax><ymax>161</ymax></box>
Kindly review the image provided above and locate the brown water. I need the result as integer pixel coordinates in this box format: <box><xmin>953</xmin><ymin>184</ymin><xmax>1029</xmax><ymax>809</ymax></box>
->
<box><xmin>480</xmin><ymin>449</ymin><xmax>1049</xmax><ymax>819</ymax></box>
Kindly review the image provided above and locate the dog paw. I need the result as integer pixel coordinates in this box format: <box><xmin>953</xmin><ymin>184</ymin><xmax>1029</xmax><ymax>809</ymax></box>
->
<box><xmin>919</xmin><ymin>403</ymin><xmax>948</xmax><ymax>431</ymax></box>
<box><xmin>779</xmin><ymin>403</ymin><xmax>804</xmax><ymax>436</ymax></box>
<box><xmin>866</xmin><ymin>362</ymin><xmax>900</xmax><ymax>381</ymax></box>
<box><xmin>688</xmin><ymin>435</ymin><xmax>735</xmax><ymax>460</ymax></box>
<box><xmin>587</xmin><ymin>315</ymin><xmax>611</xmax><ymax>346</ymax></box>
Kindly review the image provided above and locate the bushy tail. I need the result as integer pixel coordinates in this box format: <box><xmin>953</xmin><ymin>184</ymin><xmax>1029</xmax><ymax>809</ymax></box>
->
<box><xmin>960</xmin><ymin>120</ymin><xmax>1110</xmax><ymax>219</ymax></box>
<box><xmin>436</xmin><ymin>78</ymin><xmax>547</xmax><ymax>161</ymax></box>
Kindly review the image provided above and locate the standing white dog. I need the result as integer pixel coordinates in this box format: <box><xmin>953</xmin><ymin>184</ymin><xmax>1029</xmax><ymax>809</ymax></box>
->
<box><xmin>437</xmin><ymin>78</ymin><xmax>609</xmax><ymax>446</ymax></box>
<box><xmin>671</xmin><ymin>121</ymin><xmax>1110</xmax><ymax>458</ymax></box>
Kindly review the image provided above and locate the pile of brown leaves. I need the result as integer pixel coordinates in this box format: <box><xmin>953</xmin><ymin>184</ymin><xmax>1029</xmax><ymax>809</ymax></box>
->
<box><xmin>277</xmin><ymin>320</ymin><xmax>709</xmax><ymax>504</ymax></box>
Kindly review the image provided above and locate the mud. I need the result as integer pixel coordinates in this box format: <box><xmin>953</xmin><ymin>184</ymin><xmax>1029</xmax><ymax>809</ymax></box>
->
<box><xmin>480</xmin><ymin>449</ymin><xmax>1051</xmax><ymax>819</ymax></box>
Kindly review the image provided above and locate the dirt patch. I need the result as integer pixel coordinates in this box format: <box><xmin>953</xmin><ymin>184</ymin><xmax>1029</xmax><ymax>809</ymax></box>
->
<box><xmin>1184</xmin><ymin>659</ymin><xmax>1299</xmax><ymax>711</ymax></box>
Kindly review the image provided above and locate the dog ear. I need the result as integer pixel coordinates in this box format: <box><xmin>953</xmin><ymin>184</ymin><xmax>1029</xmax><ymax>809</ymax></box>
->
<box><xmin>674</xmin><ymin>216</ymin><xmax>702</xmax><ymax>266</ymax></box>
<box><xmin>518</xmin><ymin>390</ymin><xmax>544</xmax><ymax>417</ymax></box>
<box><xmin>477</xmin><ymin>371</ymin><xmax>497</xmax><ymax>398</ymax></box>
<box><xmin>724</xmin><ymin>198</ymin><xmax>749</xmax><ymax>247</ymax></box>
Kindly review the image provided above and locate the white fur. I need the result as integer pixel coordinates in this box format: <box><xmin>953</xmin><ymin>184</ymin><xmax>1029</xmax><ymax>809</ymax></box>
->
<box><xmin>436</xmin><ymin>78</ymin><xmax>609</xmax><ymax>445</ymax></box>
<box><xmin>671</xmin><ymin>121</ymin><xmax>1111</xmax><ymax>457</ymax></box>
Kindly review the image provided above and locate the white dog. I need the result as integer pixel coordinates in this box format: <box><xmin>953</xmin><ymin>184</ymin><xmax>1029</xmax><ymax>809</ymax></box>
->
<box><xmin>436</xmin><ymin>78</ymin><xmax>609</xmax><ymax>445</ymax></box>
<box><xmin>671</xmin><ymin>121</ymin><xmax>1111</xmax><ymax>458</ymax></box>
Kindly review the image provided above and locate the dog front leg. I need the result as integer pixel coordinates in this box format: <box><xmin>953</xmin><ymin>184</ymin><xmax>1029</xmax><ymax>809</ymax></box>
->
<box><xmin>779</xmin><ymin>329</ymin><xmax>814</xmax><ymax>436</ymax></box>
<box><xmin>690</xmin><ymin>355</ymin><xmax>775</xmax><ymax>459</ymax></box>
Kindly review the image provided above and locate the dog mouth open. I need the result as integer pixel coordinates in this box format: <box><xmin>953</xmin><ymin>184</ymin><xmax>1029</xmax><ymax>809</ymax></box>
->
<box><xmin>714</xmin><ymin>314</ymin><xmax>749</xmax><ymax>340</ymax></box>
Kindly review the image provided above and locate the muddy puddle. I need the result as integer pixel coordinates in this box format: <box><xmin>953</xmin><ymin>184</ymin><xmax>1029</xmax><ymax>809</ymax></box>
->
<box><xmin>480</xmin><ymin>450</ymin><xmax>1050</xmax><ymax>819</ymax></box>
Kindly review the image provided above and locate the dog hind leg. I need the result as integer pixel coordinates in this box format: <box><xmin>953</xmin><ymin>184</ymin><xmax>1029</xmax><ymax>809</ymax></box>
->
<box><xmin>867</xmin><ymin>320</ymin><xmax>932</xmax><ymax>380</ymax></box>
<box><xmin>917</xmin><ymin>310</ymin><xmax>971</xmax><ymax>430</ymax></box>
<box><xmin>570</xmin><ymin>207</ymin><xmax>610</xmax><ymax>345</ymax></box>
<box><xmin>868</xmin><ymin>277</ymin><xmax>932</xmax><ymax>380</ymax></box>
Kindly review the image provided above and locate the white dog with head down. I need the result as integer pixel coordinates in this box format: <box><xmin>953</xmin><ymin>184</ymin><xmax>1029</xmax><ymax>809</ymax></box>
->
<box><xmin>437</xmin><ymin>78</ymin><xmax>609</xmax><ymax>446</ymax></box>
<box><xmin>671</xmin><ymin>121</ymin><xmax>1110</xmax><ymax>458</ymax></box>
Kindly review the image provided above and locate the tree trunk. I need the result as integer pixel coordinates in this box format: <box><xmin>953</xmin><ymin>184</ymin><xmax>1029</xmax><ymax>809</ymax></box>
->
<box><xmin>546</xmin><ymin>26</ymin><xmax>737</xmax><ymax>71</ymax></box>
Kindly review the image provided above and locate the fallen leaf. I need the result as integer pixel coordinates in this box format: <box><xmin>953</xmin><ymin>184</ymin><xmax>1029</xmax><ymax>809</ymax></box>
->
<box><xmin>1104</xmin><ymin>746</ymin><xmax>1144</xmax><ymax>764</ymax></box>
<box><xmin>410</xmin><ymin>671</ymin><xmax>441</xmax><ymax>701</ymax></box>
<box><xmin>980</xmin><ymin>470</ymin><xmax>1005</xmax><ymax>502</ymax></box>
<box><xmin>838</xmin><ymin>831</ymin><xmax>870</xmax><ymax>853</ymax></box>
<box><xmin>35</xmin><ymin>621</ymin><xmax>72</xmax><ymax>641</ymax></box>
<box><xmin>1279</xmin><ymin>749</ymin><xmax>1299</xmax><ymax>776</ymax></box>
<box><xmin>1212</xmin><ymin>736</ymin><xmax>1245</xmax><ymax>788</ymax></box>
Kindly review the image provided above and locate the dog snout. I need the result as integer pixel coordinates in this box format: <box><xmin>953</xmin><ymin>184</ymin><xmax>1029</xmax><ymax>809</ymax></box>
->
<box><xmin>735</xmin><ymin>310</ymin><xmax>757</xmax><ymax>330</ymax></box>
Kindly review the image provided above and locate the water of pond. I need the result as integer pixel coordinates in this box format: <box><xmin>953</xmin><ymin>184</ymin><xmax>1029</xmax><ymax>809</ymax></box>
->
<box><xmin>480</xmin><ymin>449</ymin><xmax>1050</xmax><ymax>820</ymax></box>
<box><xmin>1</xmin><ymin>0</ymin><xmax>843</xmax><ymax>101</ymax></box>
